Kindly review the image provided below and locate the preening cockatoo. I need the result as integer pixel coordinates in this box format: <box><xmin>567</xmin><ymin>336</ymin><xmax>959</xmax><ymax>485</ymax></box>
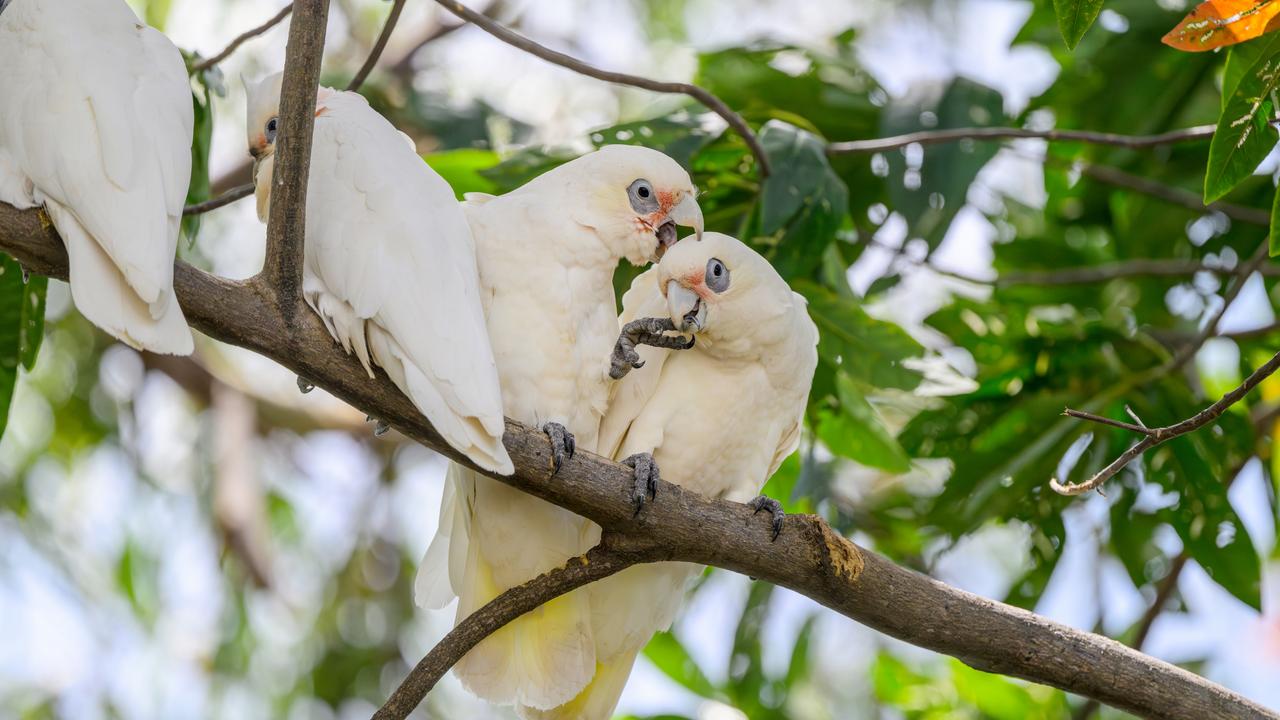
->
<box><xmin>245</xmin><ymin>73</ymin><xmax>512</xmax><ymax>475</ymax></box>
<box><xmin>416</xmin><ymin>145</ymin><xmax>703</xmax><ymax>711</ymax></box>
<box><xmin>0</xmin><ymin>0</ymin><xmax>194</xmax><ymax>354</ymax></box>
<box><xmin>524</xmin><ymin>232</ymin><xmax>819</xmax><ymax>720</ymax></box>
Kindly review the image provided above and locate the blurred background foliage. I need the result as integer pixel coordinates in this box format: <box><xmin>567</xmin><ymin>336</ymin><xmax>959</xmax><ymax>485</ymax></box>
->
<box><xmin>1</xmin><ymin>0</ymin><xmax>1278</xmax><ymax>719</ymax></box>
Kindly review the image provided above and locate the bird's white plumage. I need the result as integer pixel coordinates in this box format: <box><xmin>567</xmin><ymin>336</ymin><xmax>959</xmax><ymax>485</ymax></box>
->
<box><xmin>0</xmin><ymin>0</ymin><xmax>193</xmax><ymax>354</ymax></box>
<box><xmin>417</xmin><ymin>146</ymin><xmax>702</xmax><ymax>711</ymax></box>
<box><xmin>249</xmin><ymin>84</ymin><xmax>511</xmax><ymax>475</ymax></box>
<box><xmin>526</xmin><ymin>233</ymin><xmax>819</xmax><ymax>720</ymax></box>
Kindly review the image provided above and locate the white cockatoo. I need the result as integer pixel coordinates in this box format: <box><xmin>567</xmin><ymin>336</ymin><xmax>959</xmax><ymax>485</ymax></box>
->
<box><xmin>0</xmin><ymin>0</ymin><xmax>194</xmax><ymax>354</ymax></box>
<box><xmin>524</xmin><ymin>232</ymin><xmax>819</xmax><ymax>720</ymax></box>
<box><xmin>416</xmin><ymin>145</ymin><xmax>703</xmax><ymax>711</ymax></box>
<box><xmin>245</xmin><ymin>73</ymin><xmax>512</xmax><ymax>475</ymax></box>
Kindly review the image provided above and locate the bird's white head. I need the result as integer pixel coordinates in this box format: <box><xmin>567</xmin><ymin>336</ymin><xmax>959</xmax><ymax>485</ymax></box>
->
<box><xmin>243</xmin><ymin>73</ymin><xmax>285</xmax><ymax>221</ymax></box>
<box><xmin>243</xmin><ymin>72</ymin><xmax>338</xmax><ymax>221</ymax></box>
<box><xmin>556</xmin><ymin>145</ymin><xmax>703</xmax><ymax>266</ymax></box>
<box><xmin>656</xmin><ymin>232</ymin><xmax>801</xmax><ymax>358</ymax></box>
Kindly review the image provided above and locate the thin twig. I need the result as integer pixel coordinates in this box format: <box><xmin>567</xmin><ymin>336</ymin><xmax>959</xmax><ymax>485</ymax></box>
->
<box><xmin>1054</xmin><ymin>348</ymin><xmax>1280</xmax><ymax>495</ymax></box>
<box><xmin>260</xmin><ymin>0</ymin><xmax>330</xmax><ymax>303</ymax></box>
<box><xmin>997</xmin><ymin>259</ymin><xmax>1280</xmax><ymax>286</ymax></box>
<box><xmin>372</xmin><ymin>543</ymin><xmax>645</xmax><ymax>720</ymax></box>
<box><xmin>430</xmin><ymin>0</ymin><xmax>771</xmax><ymax>176</ymax></box>
<box><xmin>346</xmin><ymin>0</ymin><xmax>407</xmax><ymax>92</ymax></box>
<box><xmin>190</xmin><ymin>4</ymin><xmax>295</xmax><ymax>74</ymax></box>
<box><xmin>1078</xmin><ymin>162</ymin><xmax>1269</xmax><ymax>227</ymax></box>
<box><xmin>183</xmin><ymin>183</ymin><xmax>254</xmax><ymax>216</ymax></box>
<box><xmin>1062</xmin><ymin>409</ymin><xmax>1154</xmax><ymax>436</ymax></box>
<box><xmin>828</xmin><ymin>124</ymin><xmax>1215</xmax><ymax>154</ymax></box>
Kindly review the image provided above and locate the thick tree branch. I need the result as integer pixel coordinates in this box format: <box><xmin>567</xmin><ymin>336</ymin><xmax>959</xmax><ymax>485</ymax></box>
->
<box><xmin>1</xmin><ymin>202</ymin><xmax>1274</xmax><ymax>720</ymax></box>
<box><xmin>346</xmin><ymin>0</ymin><xmax>407</xmax><ymax>92</ymax></box>
<box><xmin>373</xmin><ymin>541</ymin><xmax>649</xmax><ymax>720</ymax></box>
<box><xmin>260</xmin><ymin>0</ymin><xmax>329</xmax><ymax>304</ymax></box>
<box><xmin>190</xmin><ymin>4</ymin><xmax>294</xmax><ymax>75</ymax></box>
<box><xmin>429</xmin><ymin>0</ymin><xmax>771</xmax><ymax>177</ymax></box>
<box><xmin>828</xmin><ymin>124</ymin><xmax>1215</xmax><ymax>154</ymax></box>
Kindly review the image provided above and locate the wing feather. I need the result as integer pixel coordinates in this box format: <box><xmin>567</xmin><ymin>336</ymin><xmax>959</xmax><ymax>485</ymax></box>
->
<box><xmin>304</xmin><ymin>93</ymin><xmax>510</xmax><ymax>473</ymax></box>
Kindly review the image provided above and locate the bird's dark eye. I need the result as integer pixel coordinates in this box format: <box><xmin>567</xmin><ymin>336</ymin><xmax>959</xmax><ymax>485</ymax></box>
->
<box><xmin>627</xmin><ymin>179</ymin><xmax>659</xmax><ymax>214</ymax></box>
<box><xmin>705</xmin><ymin>258</ymin><xmax>730</xmax><ymax>293</ymax></box>
<box><xmin>265</xmin><ymin>117</ymin><xmax>279</xmax><ymax>143</ymax></box>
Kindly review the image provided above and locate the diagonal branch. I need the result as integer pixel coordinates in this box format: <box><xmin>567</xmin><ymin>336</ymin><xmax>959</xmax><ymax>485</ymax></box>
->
<box><xmin>1077</xmin><ymin>162</ymin><xmax>1269</xmax><ymax>227</ymax></box>
<box><xmin>1</xmin><ymin>201</ymin><xmax>1274</xmax><ymax>720</ymax></box>
<box><xmin>430</xmin><ymin>0</ymin><xmax>771</xmax><ymax>177</ymax></box>
<box><xmin>260</xmin><ymin>0</ymin><xmax>330</xmax><ymax>305</ymax></box>
<box><xmin>828</xmin><ymin>124</ymin><xmax>1216</xmax><ymax>154</ymax></box>
<box><xmin>190</xmin><ymin>3</ymin><xmax>295</xmax><ymax>75</ymax></box>
<box><xmin>373</xmin><ymin>542</ymin><xmax>649</xmax><ymax>720</ymax></box>
<box><xmin>346</xmin><ymin>0</ymin><xmax>407</xmax><ymax>92</ymax></box>
<box><xmin>183</xmin><ymin>183</ymin><xmax>254</xmax><ymax>216</ymax></box>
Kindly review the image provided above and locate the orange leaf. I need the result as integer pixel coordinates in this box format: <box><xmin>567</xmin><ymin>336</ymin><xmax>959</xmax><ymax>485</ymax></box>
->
<box><xmin>1163</xmin><ymin>0</ymin><xmax>1280</xmax><ymax>52</ymax></box>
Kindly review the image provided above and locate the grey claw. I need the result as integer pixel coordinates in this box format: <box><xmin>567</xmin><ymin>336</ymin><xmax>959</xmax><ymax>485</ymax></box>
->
<box><xmin>609</xmin><ymin>317</ymin><xmax>695</xmax><ymax>380</ymax></box>
<box><xmin>297</xmin><ymin>376</ymin><xmax>315</xmax><ymax>394</ymax></box>
<box><xmin>373</xmin><ymin>419</ymin><xmax>390</xmax><ymax>436</ymax></box>
<box><xmin>748</xmin><ymin>495</ymin><xmax>784</xmax><ymax>541</ymax></box>
<box><xmin>542</xmin><ymin>422</ymin><xmax>575</xmax><ymax>476</ymax></box>
<box><xmin>622</xmin><ymin>453</ymin><xmax>660</xmax><ymax>516</ymax></box>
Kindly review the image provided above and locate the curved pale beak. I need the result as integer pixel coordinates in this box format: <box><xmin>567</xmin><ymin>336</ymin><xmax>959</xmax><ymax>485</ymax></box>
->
<box><xmin>669</xmin><ymin>193</ymin><xmax>704</xmax><ymax>241</ymax></box>
<box><xmin>667</xmin><ymin>281</ymin><xmax>707</xmax><ymax>332</ymax></box>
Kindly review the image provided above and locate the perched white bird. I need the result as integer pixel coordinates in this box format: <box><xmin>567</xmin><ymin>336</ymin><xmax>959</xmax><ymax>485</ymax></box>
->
<box><xmin>0</xmin><ymin>0</ymin><xmax>194</xmax><ymax>354</ymax></box>
<box><xmin>417</xmin><ymin>145</ymin><xmax>703</xmax><ymax>711</ymax></box>
<box><xmin>525</xmin><ymin>232</ymin><xmax>819</xmax><ymax>720</ymax></box>
<box><xmin>245</xmin><ymin>73</ymin><xmax>512</xmax><ymax>475</ymax></box>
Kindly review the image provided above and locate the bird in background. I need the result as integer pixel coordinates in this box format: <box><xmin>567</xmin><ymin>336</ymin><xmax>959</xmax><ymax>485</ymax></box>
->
<box><xmin>0</xmin><ymin>0</ymin><xmax>194</xmax><ymax>355</ymax></box>
<box><xmin>245</xmin><ymin>72</ymin><xmax>513</xmax><ymax>475</ymax></box>
<box><xmin>524</xmin><ymin>232</ymin><xmax>819</xmax><ymax>720</ymax></box>
<box><xmin>416</xmin><ymin>145</ymin><xmax>704</xmax><ymax>711</ymax></box>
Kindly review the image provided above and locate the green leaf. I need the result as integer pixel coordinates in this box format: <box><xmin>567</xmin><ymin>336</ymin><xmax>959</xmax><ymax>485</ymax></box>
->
<box><xmin>1052</xmin><ymin>0</ymin><xmax>1104</xmax><ymax>49</ymax></box>
<box><xmin>794</xmin><ymin>280</ymin><xmax>924</xmax><ymax>391</ymax></box>
<box><xmin>478</xmin><ymin>147</ymin><xmax>577</xmax><ymax>194</ymax></box>
<box><xmin>784</xmin><ymin>615</ymin><xmax>817</xmax><ymax>688</ymax></box>
<box><xmin>590</xmin><ymin>115</ymin><xmax>717</xmax><ymax>169</ymax></box>
<box><xmin>424</xmin><ymin>149</ymin><xmax>500</xmax><ymax>199</ymax></box>
<box><xmin>0</xmin><ymin>254</ymin><xmax>44</xmax><ymax>441</ymax></box>
<box><xmin>642</xmin><ymin>632</ymin><xmax>718</xmax><ymax>699</ymax></box>
<box><xmin>1224</xmin><ymin>38</ymin><xmax>1277</xmax><ymax>111</ymax></box>
<box><xmin>881</xmin><ymin>78</ymin><xmax>1003</xmax><ymax>251</ymax></box>
<box><xmin>755</xmin><ymin>121</ymin><xmax>849</xmax><ymax>278</ymax></box>
<box><xmin>1272</xmin><ymin>186</ymin><xmax>1280</xmax><ymax>256</ymax></box>
<box><xmin>816</xmin><ymin>374</ymin><xmax>911</xmax><ymax>472</ymax></box>
<box><xmin>1205</xmin><ymin>34</ymin><xmax>1280</xmax><ymax>202</ymax></box>
<box><xmin>181</xmin><ymin>76</ymin><xmax>215</xmax><ymax>246</ymax></box>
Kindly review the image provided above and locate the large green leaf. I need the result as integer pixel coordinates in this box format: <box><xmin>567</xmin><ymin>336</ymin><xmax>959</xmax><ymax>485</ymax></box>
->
<box><xmin>795</xmin><ymin>280</ymin><xmax>923</xmax><ymax>391</ymax></box>
<box><xmin>0</xmin><ymin>254</ymin><xmax>45</xmax><ymax>441</ymax></box>
<box><xmin>1205</xmin><ymin>33</ymin><xmax>1280</xmax><ymax>202</ymax></box>
<box><xmin>756</xmin><ymin>121</ymin><xmax>849</xmax><ymax>278</ymax></box>
<box><xmin>181</xmin><ymin>68</ymin><xmax>216</xmax><ymax>246</ymax></box>
<box><xmin>1052</xmin><ymin>0</ymin><xmax>1104</xmax><ymax>49</ymax></box>
<box><xmin>881</xmin><ymin>78</ymin><xmax>1003</xmax><ymax>252</ymax></box>
<box><xmin>815</xmin><ymin>374</ymin><xmax>911</xmax><ymax>472</ymax></box>
<box><xmin>642</xmin><ymin>631</ymin><xmax>719</xmax><ymax>699</ymax></box>
<box><xmin>424</xmin><ymin>148</ymin><xmax>500</xmax><ymax>198</ymax></box>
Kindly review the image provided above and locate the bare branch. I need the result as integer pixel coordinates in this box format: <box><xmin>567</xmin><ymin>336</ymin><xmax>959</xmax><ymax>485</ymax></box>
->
<box><xmin>183</xmin><ymin>183</ymin><xmax>254</xmax><ymax>216</ymax></box>
<box><xmin>1077</xmin><ymin>162</ymin><xmax>1270</xmax><ymax>227</ymax></box>
<box><xmin>190</xmin><ymin>4</ymin><xmax>294</xmax><ymax>75</ymax></box>
<box><xmin>260</xmin><ymin>0</ymin><xmax>330</xmax><ymax>304</ymax></box>
<box><xmin>373</xmin><ymin>543</ymin><xmax>646</xmax><ymax>720</ymax></box>
<box><xmin>1</xmin><ymin>201</ymin><xmax>1274</xmax><ymax>720</ymax></box>
<box><xmin>996</xmin><ymin>258</ymin><xmax>1280</xmax><ymax>286</ymax></box>
<box><xmin>430</xmin><ymin>0</ymin><xmax>771</xmax><ymax>177</ymax></box>
<box><xmin>828</xmin><ymin>124</ymin><xmax>1215</xmax><ymax>154</ymax></box>
<box><xmin>1054</xmin><ymin>348</ymin><xmax>1280</xmax><ymax>495</ymax></box>
<box><xmin>1063</xmin><ymin>408</ymin><xmax>1155</xmax><ymax>436</ymax></box>
<box><xmin>346</xmin><ymin>0</ymin><xmax>407</xmax><ymax>92</ymax></box>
